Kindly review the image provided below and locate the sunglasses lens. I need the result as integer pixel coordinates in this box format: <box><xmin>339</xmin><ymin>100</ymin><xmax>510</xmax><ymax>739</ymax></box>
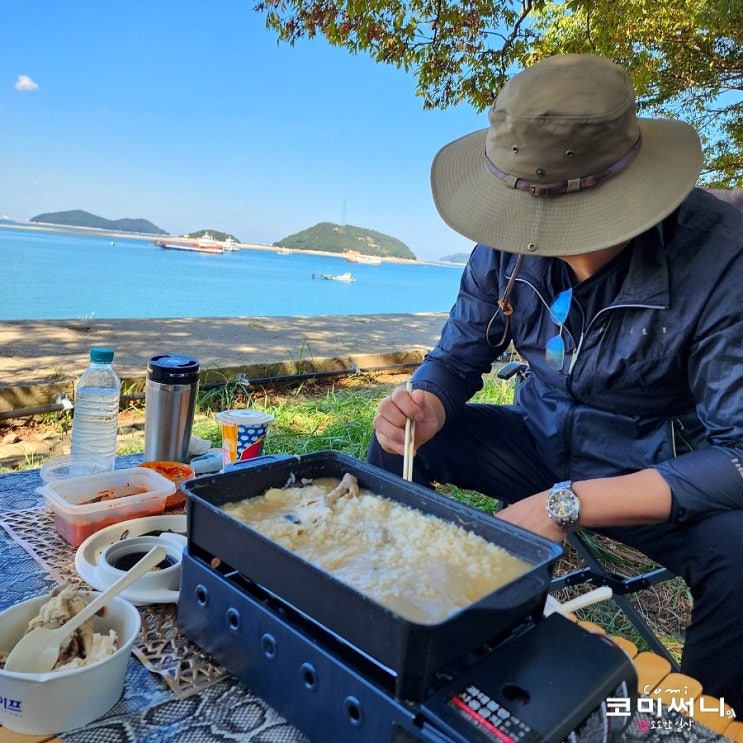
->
<box><xmin>550</xmin><ymin>288</ymin><xmax>572</xmax><ymax>325</ymax></box>
<box><xmin>545</xmin><ymin>335</ymin><xmax>565</xmax><ymax>369</ymax></box>
<box><xmin>546</xmin><ymin>287</ymin><xmax>572</xmax><ymax>370</ymax></box>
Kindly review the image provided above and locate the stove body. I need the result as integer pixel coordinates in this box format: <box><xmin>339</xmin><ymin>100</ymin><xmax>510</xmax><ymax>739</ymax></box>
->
<box><xmin>178</xmin><ymin>452</ymin><xmax>636</xmax><ymax>742</ymax></box>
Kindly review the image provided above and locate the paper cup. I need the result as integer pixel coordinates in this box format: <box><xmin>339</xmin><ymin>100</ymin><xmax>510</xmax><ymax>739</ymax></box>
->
<box><xmin>216</xmin><ymin>410</ymin><xmax>274</xmax><ymax>466</ymax></box>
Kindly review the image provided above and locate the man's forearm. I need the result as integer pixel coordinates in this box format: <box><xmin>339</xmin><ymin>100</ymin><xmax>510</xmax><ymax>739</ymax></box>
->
<box><xmin>574</xmin><ymin>469</ymin><xmax>672</xmax><ymax>527</ymax></box>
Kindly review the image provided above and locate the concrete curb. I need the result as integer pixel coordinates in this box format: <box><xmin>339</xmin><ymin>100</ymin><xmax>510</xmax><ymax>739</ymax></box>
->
<box><xmin>0</xmin><ymin>313</ymin><xmax>448</xmax><ymax>414</ymax></box>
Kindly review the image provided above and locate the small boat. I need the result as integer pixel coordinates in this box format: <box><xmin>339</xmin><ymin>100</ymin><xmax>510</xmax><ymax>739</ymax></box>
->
<box><xmin>154</xmin><ymin>237</ymin><xmax>224</xmax><ymax>254</ymax></box>
<box><xmin>345</xmin><ymin>252</ymin><xmax>381</xmax><ymax>265</ymax></box>
<box><xmin>197</xmin><ymin>232</ymin><xmax>220</xmax><ymax>249</ymax></box>
<box><xmin>321</xmin><ymin>272</ymin><xmax>356</xmax><ymax>282</ymax></box>
<box><xmin>224</xmin><ymin>237</ymin><xmax>239</xmax><ymax>251</ymax></box>
<box><xmin>277</xmin><ymin>247</ymin><xmax>293</xmax><ymax>255</ymax></box>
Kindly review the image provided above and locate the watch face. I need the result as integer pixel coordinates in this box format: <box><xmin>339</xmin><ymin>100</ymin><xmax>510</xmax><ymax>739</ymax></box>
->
<box><xmin>547</xmin><ymin>487</ymin><xmax>579</xmax><ymax>528</ymax></box>
<box><xmin>550</xmin><ymin>489</ymin><xmax>577</xmax><ymax>518</ymax></box>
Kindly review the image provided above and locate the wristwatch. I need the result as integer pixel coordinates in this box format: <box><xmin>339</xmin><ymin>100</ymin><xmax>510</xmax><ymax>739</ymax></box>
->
<box><xmin>546</xmin><ymin>481</ymin><xmax>581</xmax><ymax>531</ymax></box>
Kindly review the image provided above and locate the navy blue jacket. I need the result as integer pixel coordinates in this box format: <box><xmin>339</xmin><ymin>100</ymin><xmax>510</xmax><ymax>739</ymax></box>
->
<box><xmin>413</xmin><ymin>188</ymin><xmax>743</xmax><ymax>523</ymax></box>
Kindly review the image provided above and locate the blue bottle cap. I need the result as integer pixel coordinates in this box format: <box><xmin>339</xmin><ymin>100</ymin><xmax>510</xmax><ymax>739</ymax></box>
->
<box><xmin>90</xmin><ymin>347</ymin><xmax>114</xmax><ymax>363</ymax></box>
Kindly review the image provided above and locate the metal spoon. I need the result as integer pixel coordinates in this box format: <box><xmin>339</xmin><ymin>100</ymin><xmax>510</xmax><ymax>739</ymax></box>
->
<box><xmin>4</xmin><ymin>545</ymin><xmax>165</xmax><ymax>674</ymax></box>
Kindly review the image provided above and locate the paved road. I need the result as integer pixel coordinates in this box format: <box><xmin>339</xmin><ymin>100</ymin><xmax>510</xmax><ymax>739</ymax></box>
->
<box><xmin>0</xmin><ymin>313</ymin><xmax>448</xmax><ymax>413</ymax></box>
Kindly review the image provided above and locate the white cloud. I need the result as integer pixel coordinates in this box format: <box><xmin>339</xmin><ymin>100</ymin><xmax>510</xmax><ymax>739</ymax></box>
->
<box><xmin>14</xmin><ymin>75</ymin><xmax>39</xmax><ymax>92</ymax></box>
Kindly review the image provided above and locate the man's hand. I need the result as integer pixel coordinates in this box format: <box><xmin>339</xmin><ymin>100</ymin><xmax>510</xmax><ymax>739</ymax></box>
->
<box><xmin>373</xmin><ymin>386</ymin><xmax>446</xmax><ymax>457</ymax></box>
<box><xmin>494</xmin><ymin>491</ymin><xmax>567</xmax><ymax>543</ymax></box>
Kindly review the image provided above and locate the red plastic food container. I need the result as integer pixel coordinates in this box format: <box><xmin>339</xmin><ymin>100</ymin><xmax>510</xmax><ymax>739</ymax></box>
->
<box><xmin>138</xmin><ymin>460</ymin><xmax>195</xmax><ymax>510</ymax></box>
<box><xmin>41</xmin><ymin>468</ymin><xmax>175</xmax><ymax>546</ymax></box>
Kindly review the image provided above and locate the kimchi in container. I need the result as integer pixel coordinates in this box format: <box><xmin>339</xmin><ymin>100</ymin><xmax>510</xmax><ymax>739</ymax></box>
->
<box><xmin>42</xmin><ymin>468</ymin><xmax>174</xmax><ymax>546</ymax></box>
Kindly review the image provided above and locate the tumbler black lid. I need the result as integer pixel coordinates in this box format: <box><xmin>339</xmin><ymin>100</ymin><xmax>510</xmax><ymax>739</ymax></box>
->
<box><xmin>147</xmin><ymin>355</ymin><xmax>200</xmax><ymax>384</ymax></box>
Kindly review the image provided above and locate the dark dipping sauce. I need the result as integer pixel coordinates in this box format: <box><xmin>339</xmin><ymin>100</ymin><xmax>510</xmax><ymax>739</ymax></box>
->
<box><xmin>110</xmin><ymin>552</ymin><xmax>178</xmax><ymax>572</ymax></box>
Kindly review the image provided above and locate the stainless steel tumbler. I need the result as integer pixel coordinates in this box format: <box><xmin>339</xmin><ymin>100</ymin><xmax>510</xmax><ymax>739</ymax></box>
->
<box><xmin>144</xmin><ymin>355</ymin><xmax>200</xmax><ymax>463</ymax></box>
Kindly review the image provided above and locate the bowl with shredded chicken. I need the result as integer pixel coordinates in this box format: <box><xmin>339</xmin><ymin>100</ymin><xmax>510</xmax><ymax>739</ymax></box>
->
<box><xmin>0</xmin><ymin>585</ymin><xmax>141</xmax><ymax>735</ymax></box>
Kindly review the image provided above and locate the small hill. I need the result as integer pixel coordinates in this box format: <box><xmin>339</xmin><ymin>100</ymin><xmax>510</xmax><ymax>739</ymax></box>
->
<box><xmin>30</xmin><ymin>210</ymin><xmax>167</xmax><ymax>235</ymax></box>
<box><xmin>439</xmin><ymin>252</ymin><xmax>471</xmax><ymax>264</ymax></box>
<box><xmin>187</xmin><ymin>229</ymin><xmax>241</xmax><ymax>243</ymax></box>
<box><xmin>275</xmin><ymin>222</ymin><xmax>416</xmax><ymax>259</ymax></box>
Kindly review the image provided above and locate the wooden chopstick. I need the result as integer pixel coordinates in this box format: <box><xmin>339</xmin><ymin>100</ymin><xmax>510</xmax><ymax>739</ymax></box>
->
<box><xmin>403</xmin><ymin>381</ymin><xmax>415</xmax><ymax>481</ymax></box>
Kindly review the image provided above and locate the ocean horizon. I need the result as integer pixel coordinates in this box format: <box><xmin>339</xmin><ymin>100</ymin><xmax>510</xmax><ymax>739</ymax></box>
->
<box><xmin>0</xmin><ymin>223</ymin><xmax>468</xmax><ymax>321</ymax></box>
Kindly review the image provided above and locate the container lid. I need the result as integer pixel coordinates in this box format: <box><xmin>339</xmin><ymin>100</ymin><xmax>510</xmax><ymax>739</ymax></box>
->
<box><xmin>138</xmin><ymin>460</ymin><xmax>195</xmax><ymax>484</ymax></box>
<box><xmin>42</xmin><ymin>467</ymin><xmax>175</xmax><ymax>513</ymax></box>
<box><xmin>147</xmin><ymin>355</ymin><xmax>200</xmax><ymax>384</ymax></box>
<box><xmin>216</xmin><ymin>409</ymin><xmax>274</xmax><ymax>426</ymax></box>
<box><xmin>90</xmin><ymin>347</ymin><xmax>114</xmax><ymax>363</ymax></box>
<box><xmin>40</xmin><ymin>454</ymin><xmax>112</xmax><ymax>484</ymax></box>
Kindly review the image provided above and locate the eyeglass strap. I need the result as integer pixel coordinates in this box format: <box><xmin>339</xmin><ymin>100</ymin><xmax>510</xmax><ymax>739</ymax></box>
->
<box><xmin>487</xmin><ymin>254</ymin><xmax>524</xmax><ymax>347</ymax></box>
<box><xmin>498</xmin><ymin>254</ymin><xmax>523</xmax><ymax>316</ymax></box>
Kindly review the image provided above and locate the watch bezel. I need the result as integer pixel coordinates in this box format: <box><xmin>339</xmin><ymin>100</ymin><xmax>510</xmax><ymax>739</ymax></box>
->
<box><xmin>546</xmin><ymin>481</ymin><xmax>580</xmax><ymax>530</ymax></box>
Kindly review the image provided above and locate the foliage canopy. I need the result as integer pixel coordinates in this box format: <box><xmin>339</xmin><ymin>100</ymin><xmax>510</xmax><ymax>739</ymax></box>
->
<box><xmin>254</xmin><ymin>0</ymin><xmax>742</xmax><ymax>186</ymax></box>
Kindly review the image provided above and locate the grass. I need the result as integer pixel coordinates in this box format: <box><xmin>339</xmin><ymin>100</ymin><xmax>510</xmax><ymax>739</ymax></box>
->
<box><xmin>3</xmin><ymin>367</ymin><xmax>688</xmax><ymax>662</ymax></box>
<box><xmin>191</xmin><ymin>369</ymin><xmax>514</xmax><ymax>459</ymax></box>
<box><xmin>188</xmin><ymin>368</ymin><xmax>687</xmax><ymax>661</ymax></box>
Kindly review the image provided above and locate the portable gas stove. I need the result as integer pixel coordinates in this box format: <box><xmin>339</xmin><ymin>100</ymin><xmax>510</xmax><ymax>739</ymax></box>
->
<box><xmin>178</xmin><ymin>453</ymin><xmax>636</xmax><ymax>742</ymax></box>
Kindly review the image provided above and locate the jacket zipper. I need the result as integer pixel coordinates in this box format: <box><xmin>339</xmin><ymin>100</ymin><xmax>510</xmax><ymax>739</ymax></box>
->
<box><xmin>569</xmin><ymin>301</ymin><xmax>669</xmax><ymax>376</ymax></box>
<box><xmin>517</xmin><ymin>277</ymin><xmax>666</xmax><ymax>375</ymax></box>
<box><xmin>513</xmin><ymin>276</ymin><xmax>669</xmax><ymax>478</ymax></box>
<box><xmin>671</xmin><ymin>418</ymin><xmax>694</xmax><ymax>457</ymax></box>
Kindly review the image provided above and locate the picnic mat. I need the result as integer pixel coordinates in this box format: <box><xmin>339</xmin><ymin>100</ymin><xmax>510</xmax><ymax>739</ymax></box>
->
<box><xmin>0</xmin><ymin>473</ymin><xmax>733</xmax><ymax>742</ymax></box>
<box><xmin>0</xmin><ymin>502</ymin><xmax>309</xmax><ymax>743</ymax></box>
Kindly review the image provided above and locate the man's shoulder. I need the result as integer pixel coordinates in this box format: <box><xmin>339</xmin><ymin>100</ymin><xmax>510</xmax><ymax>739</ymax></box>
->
<box><xmin>674</xmin><ymin>187</ymin><xmax>743</xmax><ymax>249</ymax></box>
<box><xmin>703</xmin><ymin>187</ymin><xmax>743</xmax><ymax>214</ymax></box>
<box><xmin>682</xmin><ymin>187</ymin><xmax>743</xmax><ymax>226</ymax></box>
<box><xmin>662</xmin><ymin>189</ymin><xmax>743</xmax><ymax>293</ymax></box>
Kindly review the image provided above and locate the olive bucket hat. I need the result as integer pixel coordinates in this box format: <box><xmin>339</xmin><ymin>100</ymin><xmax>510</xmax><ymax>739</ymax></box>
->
<box><xmin>430</xmin><ymin>54</ymin><xmax>703</xmax><ymax>256</ymax></box>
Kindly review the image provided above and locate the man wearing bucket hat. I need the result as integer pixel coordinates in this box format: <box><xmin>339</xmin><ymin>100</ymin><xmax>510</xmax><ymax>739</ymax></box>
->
<box><xmin>369</xmin><ymin>54</ymin><xmax>743</xmax><ymax>711</ymax></box>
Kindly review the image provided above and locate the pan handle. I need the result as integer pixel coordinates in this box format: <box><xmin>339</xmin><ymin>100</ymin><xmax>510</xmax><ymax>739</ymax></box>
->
<box><xmin>223</xmin><ymin>454</ymin><xmax>298</xmax><ymax>472</ymax></box>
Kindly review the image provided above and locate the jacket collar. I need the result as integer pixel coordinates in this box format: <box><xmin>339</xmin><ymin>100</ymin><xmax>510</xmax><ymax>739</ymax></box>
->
<box><xmin>616</xmin><ymin>224</ymin><xmax>670</xmax><ymax>308</ymax></box>
<box><xmin>504</xmin><ymin>220</ymin><xmax>671</xmax><ymax>309</ymax></box>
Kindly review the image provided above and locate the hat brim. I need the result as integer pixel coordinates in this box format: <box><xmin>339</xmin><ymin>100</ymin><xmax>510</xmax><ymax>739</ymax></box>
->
<box><xmin>430</xmin><ymin>118</ymin><xmax>703</xmax><ymax>256</ymax></box>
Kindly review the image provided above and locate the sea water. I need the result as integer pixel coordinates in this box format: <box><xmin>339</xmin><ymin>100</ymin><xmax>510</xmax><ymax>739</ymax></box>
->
<box><xmin>0</xmin><ymin>225</ymin><xmax>467</xmax><ymax>320</ymax></box>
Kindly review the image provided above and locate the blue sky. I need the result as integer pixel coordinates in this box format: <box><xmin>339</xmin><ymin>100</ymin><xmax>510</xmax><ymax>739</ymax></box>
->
<box><xmin>1</xmin><ymin>1</ymin><xmax>484</xmax><ymax>260</ymax></box>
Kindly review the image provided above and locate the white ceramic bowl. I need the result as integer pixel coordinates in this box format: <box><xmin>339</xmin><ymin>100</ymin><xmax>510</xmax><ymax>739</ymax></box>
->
<box><xmin>0</xmin><ymin>592</ymin><xmax>141</xmax><ymax>735</ymax></box>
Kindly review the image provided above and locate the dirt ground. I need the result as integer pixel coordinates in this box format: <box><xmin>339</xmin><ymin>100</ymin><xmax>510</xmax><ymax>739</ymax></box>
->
<box><xmin>0</xmin><ymin>375</ymin><xmax>689</xmax><ymax>657</ymax></box>
<box><xmin>0</xmin><ymin>409</ymin><xmax>147</xmax><ymax>471</ymax></box>
<box><xmin>0</xmin><ymin>372</ymin><xmax>408</xmax><ymax>472</ymax></box>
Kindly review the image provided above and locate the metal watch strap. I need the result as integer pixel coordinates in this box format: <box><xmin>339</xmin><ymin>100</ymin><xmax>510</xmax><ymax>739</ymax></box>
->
<box><xmin>547</xmin><ymin>481</ymin><xmax>580</xmax><ymax>531</ymax></box>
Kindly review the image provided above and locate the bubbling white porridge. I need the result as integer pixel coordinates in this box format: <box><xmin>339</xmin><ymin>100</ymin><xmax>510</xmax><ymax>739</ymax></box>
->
<box><xmin>221</xmin><ymin>473</ymin><xmax>531</xmax><ymax>624</ymax></box>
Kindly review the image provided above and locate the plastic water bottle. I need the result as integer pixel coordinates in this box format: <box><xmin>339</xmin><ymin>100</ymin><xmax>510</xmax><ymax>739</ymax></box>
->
<box><xmin>70</xmin><ymin>347</ymin><xmax>121</xmax><ymax>470</ymax></box>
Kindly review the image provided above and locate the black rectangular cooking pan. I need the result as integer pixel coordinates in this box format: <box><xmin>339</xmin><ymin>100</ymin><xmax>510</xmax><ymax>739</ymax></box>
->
<box><xmin>182</xmin><ymin>451</ymin><xmax>562</xmax><ymax>700</ymax></box>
